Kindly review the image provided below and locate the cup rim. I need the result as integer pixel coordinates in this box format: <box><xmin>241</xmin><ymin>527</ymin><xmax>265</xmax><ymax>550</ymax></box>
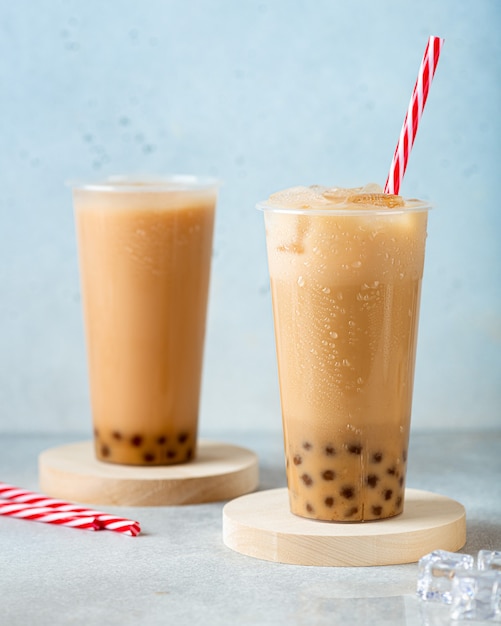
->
<box><xmin>68</xmin><ymin>174</ymin><xmax>219</xmax><ymax>193</ymax></box>
<box><xmin>256</xmin><ymin>199</ymin><xmax>432</xmax><ymax>216</ymax></box>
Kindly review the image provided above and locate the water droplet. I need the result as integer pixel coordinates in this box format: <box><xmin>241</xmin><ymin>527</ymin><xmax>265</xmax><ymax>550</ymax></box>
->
<box><xmin>322</xmin><ymin>286</ymin><xmax>331</xmax><ymax>294</ymax></box>
<box><xmin>297</xmin><ymin>276</ymin><xmax>305</xmax><ymax>287</ymax></box>
<box><xmin>351</xmin><ymin>261</ymin><xmax>362</xmax><ymax>268</ymax></box>
<box><xmin>329</xmin><ymin>331</ymin><xmax>338</xmax><ymax>339</ymax></box>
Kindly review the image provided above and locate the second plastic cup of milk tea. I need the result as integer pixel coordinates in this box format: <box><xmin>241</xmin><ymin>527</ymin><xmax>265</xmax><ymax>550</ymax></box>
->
<box><xmin>72</xmin><ymin>176</ymin><xmax>218</xmax><ymax>465</ymax></box>
<box><xmin>259</xmin><ymin>185</ymin><xmax>430</xmax><ymax>521</ymax></box>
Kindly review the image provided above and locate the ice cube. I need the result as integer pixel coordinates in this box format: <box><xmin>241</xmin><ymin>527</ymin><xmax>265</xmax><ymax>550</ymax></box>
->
<box><xmin>417</xmin><ymin>550</ymin><xmax>475</xmax><ymax>604</ymax></box>
<box><xmin>450</xmin><ymin>570</ymin><xmax>501</xmax><ymax>621</ymax></box>
<box><xmin>346</xmin><ymin>193</ymin><xmax>405</xmax><ymax>208</ymax></box>
<box><xmin>478</xmin><ymin>550</ymin><xmax>501</xmax><ymax>572</ymax></box>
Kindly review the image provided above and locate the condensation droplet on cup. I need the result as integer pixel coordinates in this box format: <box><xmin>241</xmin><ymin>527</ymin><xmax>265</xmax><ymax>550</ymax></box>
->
<box><xmin>322</xmin><ymin>286</ymin><xmax>331</xmax><ymax>294</ymax></box>
<box><xmin>297</xmin><ymin>276</ymin><xmax>305</xmax><ymax>287</ymax></box>
<box><xmin>351</xmin><ymin>260</ymin><xmax>362</xmax><ymax>268</ymax></box>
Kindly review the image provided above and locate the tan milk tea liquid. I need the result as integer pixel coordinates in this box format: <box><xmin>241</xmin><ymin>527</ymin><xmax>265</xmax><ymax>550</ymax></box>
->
<box><xmin>263</xmin><ymin>185</ymin><xmax>428</xmax><ymax>521</ymax></box>
<box><xmin>74</xmin><ymin>180</ymin><xmax>216</xmax><ymax>465</ymax></box>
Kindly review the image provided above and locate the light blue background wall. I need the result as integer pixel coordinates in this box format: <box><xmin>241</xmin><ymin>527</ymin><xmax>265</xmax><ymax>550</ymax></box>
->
<box><xmin>0</xmin><ymin>0</ymin><xmax>500</xmax><ymax>435</ymax></box>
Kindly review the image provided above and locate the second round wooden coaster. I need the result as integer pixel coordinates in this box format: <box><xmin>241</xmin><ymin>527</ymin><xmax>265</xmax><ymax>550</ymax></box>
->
<box><xmin>39</xmin><ymin>439</ymin><xmax>259</xmax><ymax>506</ymax></box>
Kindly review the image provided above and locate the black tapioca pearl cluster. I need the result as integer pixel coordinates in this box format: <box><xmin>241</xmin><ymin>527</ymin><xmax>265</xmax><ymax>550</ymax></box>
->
<box><xmin>293</xmin><ymin>454</ymin><xmax>302</xmax><ymax>466</ymax></box>
<box><xmin>372</xmin><ymin>505</ymin><xmax>383</xmax><ymax>516</ymax></box>
<box><xmin>340</xmin><ymin>486</ymin><xmax>355</xmax><ymax>500</ymax></box>
<box><xmin>347</xmin><ymin>443</ymin><xmax>362</xmax><ymax>455</ymax></box>
<box><xmin>345</xmin><ymin>506</ymin><xmax>359</xmax><ymax>518</ymax></box>
<box><xmin>301</xmin><ymin>473</ymin><xmax>313</xmax><ymax>486</ymax></box>
<box><xmin>303</xmin><ymin>441</ymin><xmax>312</xmax><ymax>451</ymax></box>
<box><xmin>384</xmin><ymin>489</ymin><xmax>393</xmax><ymax>501</ymax></box>
<box><xmin>325</xmin><ymin>497</ymin><xmax>335</xmax><ymax>507</ymax></box>
<box><xmin>371</xmin><ymin>451</ymin><xmax>383</xmax><ymax>463</ymax></box>
<box><xmin>306</xmin><ymin>503</ymin><xmax>314</xmax><ymax>513</ymax></box>
<box><xmin>322</xmin><ymin>470</ymin><xmax>335</xmax><ymax>481</ymax></box>
<box><xmin>325</xmin><ymin>446</ymin><xmax>336</xmax><ymax>456</ymax></box>
<box><xmin>94</xmin><ymin>428</ymin><xmax>195</xmax><ymax>464</ymax></box>
<box><xmin>367</xmin><ymin>474</ymin><xmax>379</xmax><ymax>488</ymax></box>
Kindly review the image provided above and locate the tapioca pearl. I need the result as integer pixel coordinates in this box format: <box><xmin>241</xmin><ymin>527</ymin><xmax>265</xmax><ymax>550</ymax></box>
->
<box><xmin>157</xmin><ymin>435</ymin><xmax>167</xmax><ymax>445</ymax></box>
<box><xmin>100</xmin><ymin>444</ymin><xmax>110</xmax><ymax>457</ymax></box>
<box><xmin>301</xmin><ymin>474</ymin><xmax>313</xmax><ymax>486</ymax></box>
<box><xmin>387</xmin><ymin>466</ymin><xmax>396</xmax><ymax>476</ymax></box>
<box><xmin>399</xmin><ymin>476</ymin><xmax>404</xmax><ymax>487</ymax></box>
<box><xmin>303</xmin><ymin>441</ymin><xmax>312</xmax><ymax>451</ymax></box>
<box><xmin>371</xmin><ymin>451</ymin><xmax>383</xmax><ymax>463</ymax></box>
<box><xmin>347</xmin><ymin>443</ymin><xmax>362</xmax><ymax>455</ymax></box>
<box><xmin>186</xmin><ymin>448</ymin><xmax>194</xmax><ymax>461</ymax></box>
<box><xmin>166</xmin><ymin>449</ymin><xmax>177</xmax><ymax>459</ymax></box>
<box><xmin>395</xmin><ymin>496</ymin><xmax>402</xmax><ymax>508</ymax></box>
<box><xmin>143</xmin><ymin>452</ymin><xmax>155</xmax><ymax>463</ymax></box>
<box><xmin>293</xmin><ymin>455</ymin><xmax>302</xmax><ymax>466</ymax></box>
<box><xmin>384</xmin><ymin>489</ymin><xmax>393</xmax><ymax>501</ymax></box>
<box><xmin>345</xmin><ymin>506</ymin><xmax>358</xmax><ymax>518</ymax></box>
<box><xmin>325</xmin><ymin>446</ymin><xmax>336</xmax><ymax>456</ymax></box>
<box><xmin>93</xmin><ymin>427</ymin><xmax>99</xmax><ymax>437</ymax></box>
<box><xmin>372</xmin><ymin>505</ymin><xmax>383</xmax><ymax>516</ymax></box>
<box><xmin>367</xmin><ymin>474</ymin><xmax>379</xmax><ymax>488</ymax></box>
<box><xmin>131</xmin><ymin>435</ymin><xmax>143</xmax><ymax>447</ymax></box>
<box><xmin>340</xmin><ymin>486</ymin><xmax>355</xmax><ymax>499</ymax></box>
<box><xmin>306</xmin><ymin>503</ymin><xmax>314</xmax><ymax>513</ymax></box>
<box><xmin>325</xmin><ymin>497</ymin><xmax>335</xmax><ymax>507</ymax></box>
<box><xmin>178</xmin><ymin>432</ymin><xmax>189</xmax><ymax>444</ymax></box>
<box><xmin>112</xmin><ymin>431</ymin><xmax>122</xmax><ymax>441</ymax></box>
<box><xmin>322</xmin><ymin>470</ymin><xmax>335</xmax><ymax>481</ymax></box>
<box><xmin>402</xmin><ymin>448</ymin><xmax>407</xmax><ymax>462</ymax></box>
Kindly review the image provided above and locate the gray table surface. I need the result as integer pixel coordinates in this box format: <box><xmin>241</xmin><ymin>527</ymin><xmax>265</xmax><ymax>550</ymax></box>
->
<box><xmin>1</xmin><ymin>430</ymin><xmax>500</xmax><ymax>626</ymax></box>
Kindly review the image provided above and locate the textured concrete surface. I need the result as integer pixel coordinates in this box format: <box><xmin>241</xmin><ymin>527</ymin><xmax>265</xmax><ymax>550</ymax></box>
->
<box><xmin>1</xmin><ymin>430</ymin><xmax>500</xmax><ymax>625</ymax></box>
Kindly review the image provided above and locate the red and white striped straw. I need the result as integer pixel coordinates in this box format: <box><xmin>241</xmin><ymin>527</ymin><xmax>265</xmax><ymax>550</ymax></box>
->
<box><xmin>384</xmin><ymin>35</ymin><xmax>444</xmax><ymax>195</ymax></box>
<box><xmin>0</xmin><ymin>500</ymin><xmax>100</xmax><ymax>531</ymax></box>
<box><xmin>0</xmin><ymin>482</ymin><xmax>140</xmax><ymax>536</ymax></box>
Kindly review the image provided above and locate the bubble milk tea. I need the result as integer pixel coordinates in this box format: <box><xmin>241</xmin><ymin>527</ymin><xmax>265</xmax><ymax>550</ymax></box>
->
<box><xmin>260</xmin><ymin>184</ymin><xmax>430</xmax><ymax>521</ymax></box>
<box><xmin>73</xmin><ymin>177</ymin><xmax>217</xmax><ymax>466</ymax></box>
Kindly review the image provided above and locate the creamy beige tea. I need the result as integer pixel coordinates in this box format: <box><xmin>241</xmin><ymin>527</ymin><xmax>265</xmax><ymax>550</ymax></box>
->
<box><xmin>260</xmin><ymin>184</ymin><xmax>429</xmax><ymax>521</ymax></box>
<box><xmin>74</xmin><ymin>177</ymin><xmax>217</xmax><ymax>465</ymax></box>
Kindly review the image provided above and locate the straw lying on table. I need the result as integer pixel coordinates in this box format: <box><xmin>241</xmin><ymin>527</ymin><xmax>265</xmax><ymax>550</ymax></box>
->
<box><xmin>384</xmin><ymin>35</ymin><xmax>445</xmax><ymax>195</ymax></box>
<box><xmin>0</xmin><ymin>482</ymin><xmax>140</xmax><ymax>536</ymax></box>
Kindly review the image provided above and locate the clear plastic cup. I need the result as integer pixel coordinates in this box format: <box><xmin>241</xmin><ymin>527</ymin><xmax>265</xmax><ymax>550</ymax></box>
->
<box><xmin>259</xmin><ymin>188</ymin><xmax>430</xmax><ymax>521</ymax></box>
<box><xmin>72</xmin><ymin>176</ymin><xmax>218</xmax><ymax>465</ymax></box>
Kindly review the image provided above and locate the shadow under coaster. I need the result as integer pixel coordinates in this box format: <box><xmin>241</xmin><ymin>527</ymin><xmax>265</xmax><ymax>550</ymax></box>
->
<box><xmin>222</xmin><ymin>487</ymin><xmax>466</xmax><ymax>566</ymax></box>
<box><xmin>39</xmin><ymin>440</ymin><xmax>259</xmax><ymax>506</ymax></box>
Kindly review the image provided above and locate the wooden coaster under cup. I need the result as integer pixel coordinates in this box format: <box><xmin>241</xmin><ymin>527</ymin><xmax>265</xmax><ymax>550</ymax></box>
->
<box><xmin>223</xmin><ymin>487</ymin><xmax>466</xmax><ymax>567</ymax></box>
<box><xmin>39</xmin><ymin>440</ymin><xmax>258</xmax><ymax>506</ymax></box>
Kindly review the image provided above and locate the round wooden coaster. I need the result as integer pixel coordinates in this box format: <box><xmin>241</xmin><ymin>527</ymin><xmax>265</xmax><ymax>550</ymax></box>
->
<box><xmin>223</xmin><ymin>487</ymin><xmax>466</xmax><ymax>567</ymax></box>
<box><xmin>39</xmin><ymin>440</ymin><xmax>259</xmax><ymax>506</ymax></box>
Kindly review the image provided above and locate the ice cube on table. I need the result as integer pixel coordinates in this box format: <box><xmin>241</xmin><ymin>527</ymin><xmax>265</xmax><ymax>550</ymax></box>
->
<box><xmin>450</xmin><ymin>570</ymin><xmax>501</xmax><ymax>621</ymax></box>
<box><xmin>417</xmin><ymin>550</ymin><xmax>475</xmax><ymax>604</ymax></box>
<box><xmin>478</xmin><ymin>550</ymin><xmax>501</xmax><ymax>572</ymax></box>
